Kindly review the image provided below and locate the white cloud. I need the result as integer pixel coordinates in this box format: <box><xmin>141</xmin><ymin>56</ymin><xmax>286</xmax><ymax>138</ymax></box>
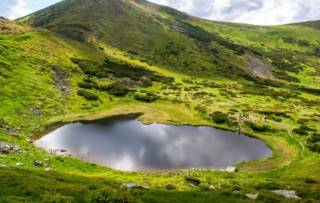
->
<box><xmin>149</xmin><ymin>0</ymin><xmax>320</xmax><ymax>25</ymax></box>
<box><xmin>0</xmin><ymin>0</ymin><xmax>30</xmax><ymax>20</ymax></box>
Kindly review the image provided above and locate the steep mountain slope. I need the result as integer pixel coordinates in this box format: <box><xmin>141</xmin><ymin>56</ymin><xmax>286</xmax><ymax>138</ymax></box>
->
<box><xmin>0</xmin><ymin>1</ymin><xmax>320</xmax><ymax>202</ymax></box>
<box><xmin>21</xmin><ymin>0</ymin><xmax>320</xmax><ymax>85</ymax></box>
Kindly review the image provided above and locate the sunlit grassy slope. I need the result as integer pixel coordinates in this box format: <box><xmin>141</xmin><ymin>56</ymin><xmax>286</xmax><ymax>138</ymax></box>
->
<box><xmin>0</xmin><ymin>0</ymin><xmax>320</xmax><ymax>202</ymax></box>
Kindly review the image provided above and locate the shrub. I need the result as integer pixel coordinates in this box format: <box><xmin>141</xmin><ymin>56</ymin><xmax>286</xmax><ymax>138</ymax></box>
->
<box><xmin>134</xmin><ymin>93</ymin><xmax>159</xmax><ymax>103</ymax></box>
<box><xmin>315</xmin><ymin>46</ymin><xmax>320</xmax><ymax>56</ymax></box>
<box><xmin>195</xmin><ymin>105</ymin><xmax>207</xmax><ymax>114</ymax></box>
<box><xmin>77</xmin><ymin>90</ymin><xmax>99</xmax><ymax>100</ymax></box>
<box><xmin>102</xmin><ymin>83</ymin><xmax>130</xmax><ymax>97</ymax></box>
<box><xmin>78</xmin><ymin>78</ymin><xmax>98</xmax><ymax>89</ymax></box>
<box><xmin>293</xmin><ymin>125</ymin><xmax>316</xmax><ymax>136</ymax></box>
<box><xmin>185</xmin><ymin>177</ymin><xmax>201</xmax><ymax>186</ymax></box>
<box><xmin>210</xmin><ymin>111</ymin><xmax>229</xmax><ymax>124</ymax></box>
<box><xmin>245</xmin><ymin>121</ymin><xmax>273</xmax><ymax>133</ymax></box>
<box><xmin>166</xmin><ymin>184</ymin><xmax>176</xmax><ymax>190</ymax></box>
<box><xmin>86</xmin><ymin>189</ymin><xmax>134</xmax><ymax>203</ymax></box>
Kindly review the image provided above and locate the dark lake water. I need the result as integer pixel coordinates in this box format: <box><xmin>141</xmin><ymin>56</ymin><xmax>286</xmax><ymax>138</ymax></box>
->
<box><xmin>35</xmin><ymin>117</ymin><xmax>272</xmax><ymax>172</ymax></box>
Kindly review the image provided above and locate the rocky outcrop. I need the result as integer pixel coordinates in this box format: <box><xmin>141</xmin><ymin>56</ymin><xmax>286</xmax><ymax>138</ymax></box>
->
<box><xmin>272</xmin><ymin>190</ymin><xmax>301</xmax><ymax>199</ymax></box>
<box><xmin>0</xmin><ymin>142</ymin><xmax>21</xmax><ymax>154</ymax></box>
<box><xmin>244</xmin><ymin>53</ymin><xmax>275</xmax><ymax>80</ymax></box>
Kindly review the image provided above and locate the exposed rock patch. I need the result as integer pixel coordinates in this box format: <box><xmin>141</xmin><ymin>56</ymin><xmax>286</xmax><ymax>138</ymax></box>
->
<box><xmin>272</xmin><ymin>190</ymin><xmax>301</xmax><ymax>199</ymax></box>
<box><xmin>244</xmin><ymin>53</ymin><xmax>275</xmax><ymax>80</ymax></box>
<box><xmin>51</xmin><ymin>64</ymin><xmax>70</xmax><ymax>96</ymax></box>
<box><xmin>0</xmin><ymin>142</ymin><xmax>22</xmax><ymax>154</ymax></box>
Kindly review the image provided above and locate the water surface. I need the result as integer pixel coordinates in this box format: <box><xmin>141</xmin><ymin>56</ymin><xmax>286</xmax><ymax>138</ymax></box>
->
<box><xmin>35</xmin><ymin>117</ymin><xmax>272</xmax><ymax>171</ymax></box>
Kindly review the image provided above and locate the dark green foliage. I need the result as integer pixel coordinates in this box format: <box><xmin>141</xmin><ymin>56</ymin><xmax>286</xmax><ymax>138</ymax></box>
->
<box><xmin>257</xmin><ymin>110</ymin><xmax>290</xmax><ymax>119</ymax></box>
<box><xmin>307</xmin><ymin>133</ymin><xmax>320</xmax><ymax>153</ymax></box>
<box><xmin>165</xmin><ymin>184</ymin><xmax>176</xmax><ymax>190</ymax></box>
<box><xmin>72</xmin><ymin>58</ymin><xmax>174</xmax><ymax>86</ymax></box>
<box><xmin>78</xmin><ymin>78</ymin><xmax>98</xmax><ymax>89</ymax></box>
<box><xmin>210</xmin><ymin>111</ymin><xmax>229</xmax><ymax>124</ymax></box>
<box><xmin>255</xmin><ymin>182</ymin><xmax>281</xmax><ymax>190</ymax></box>
<box><xmin>134</xmin><ymin>93</ymin><xmax>159</xmax><ymax>102</ymax></box>
<box><xmin>77</xmin><ymin>90</ymin><xmax>99</xmax><ymax>100</ymax></box>
<box><xmin>282</xmin><ymin>37</ymin><xmax>311</xmax><ymax>47</ymax></box>
<box><xmin>308</xmin><ymin>134</ymin><xmax>320</xmax><ymax>143</ymax></box>
<box><xmin>245</xmin><ymin>121</ymin><xmax>273</xmax><ymax>133</ymax></box>
<box><xmin>315</xmin><ymin>46</ymin><xmax>320</xmax><ymax>56</ymax></box>
<box><xmin>86</xmin><ymin>189</ymin><xmax>134</xmax><ymax>203</ymax></box>
<box><xmin>297</xmin><ymin>86</ymin><xmax>320</xmax><ymax>95</ymax></box>
<box><xmin>185</xmin><ymin>177</ymin><xmax>201</xmax><ymax>186</ymax></box>
<box><xmin>283</xmin><ymin>36</ymin><xmax>296</xmax><ymax>44</ymax></box>
<box><xmin>241</xmin><ymin>84</ymin><xmax>300</xmax><ymax>99</ymax></box>
<box><xmin>293</xmin><ymin>125</ymin><xmax>316</xmax><ymax>136</ymax></box>
<box><xmin>273</xmin><ymin>70</ymin><xmax>299</xmax><ymax>82</ymax></box>
<box><xmin>178</xmin><ymin>20</ymin><xmax>214</xmax><ymax>43</ymax></box>
<box><xmin>101</xmin><ymin>83</ymin><xmax>130</xmax><ymax>97</ymax></box>
<box><xmin>195</xmin><ymin>105</ymin><xmax>207</xmax><ymax>114</ymax></box>
<box><xmin>305</xmin><ymin>178</ymin><xmax>318</xmax><ymax>184</ymax></box>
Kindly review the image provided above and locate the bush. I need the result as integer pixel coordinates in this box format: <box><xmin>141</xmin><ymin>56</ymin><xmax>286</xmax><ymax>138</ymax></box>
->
<box><xmin>86</xmin><ymin>189</ymin><xmax>134</xmax><ymax>203</ymax></box>
<box><xmin>134</xmin><ymin>93</ymin><xmax>159</xmax><ymax>103</ymax></box>
<box><xmin>315</xmin><ymin>47</ymin><xmax>320</xmax><ymax>56</ymax></box>
<box><xmin>245</xmin><ymin>121</ymin><xmax>273</xmax><ymax>133</ymax></box>
<box><xmin>307</xmin><ymin>134</ymin><xmax>320</xmax><ymax>143</ymax></box>
<box><xmin>102</xmin><ymin>83</ymin><xmax>130</xmax><ymax>97</ymax></box>
<box><xmin>293</xmin><ymin>125</ymin><xmax>316</xmax><ymax>136</ymax></box>
<box><xmin>77</xmin><ymin>90</ymin><xmax>99</xmax><ymax>100</ymax></box>
<box><xmin>210</xmin><ymin>111</ymin><xmax>229</xmax><ymax>124</ymax></box>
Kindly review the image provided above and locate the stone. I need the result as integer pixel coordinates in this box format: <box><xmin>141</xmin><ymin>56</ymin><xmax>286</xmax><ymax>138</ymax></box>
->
<box><xmin>0</xmin><ymin>163</ymin><xmax>7</xmax><ymax>168</ymax></box>
<box><xmin>225</xmin><ymin>166</ymin><xmax>237</xmax><ymax>172</ymax></box>
<box><xmin>0</xmin><ymin>142</ymin><xmax>21</xmax><ymax>154</ymax></box>
<box><xmin>15</xmin><ymin>162</ymin><xmax>24</xmax><ymax>166</ymax></box>
<box><xmin>246</xmin><ymin>193</ymin><xmax>259</xmax><ymax>200</ymax></box>
<box><xmin>123</xmin><ymin>183</ymin><xmax>149</xmax><ymax>190</ymax></box>
<box><xmin>33</xmin><ymin>160</ymin><xmax>43</xmax><ymax>167</ymax></box>
<box><xmin>272</xmin><ymin>190</ymin><xmax>301</xmax><ymax>200</ymax></box>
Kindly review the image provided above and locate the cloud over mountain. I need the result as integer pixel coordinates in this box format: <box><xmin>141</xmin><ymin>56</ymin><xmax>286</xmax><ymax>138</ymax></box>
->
<box><xmin>149</xmin><ymin>0</ymin><xmax>320</xmax><ymax>25</ymax></box>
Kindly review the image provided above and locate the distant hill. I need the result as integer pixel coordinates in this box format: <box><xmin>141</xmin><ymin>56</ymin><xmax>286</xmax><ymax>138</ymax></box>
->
<box><xmin>19</xmin><ymin>0</ymin><xmax>320</xmax><ymax>82</ymax></box>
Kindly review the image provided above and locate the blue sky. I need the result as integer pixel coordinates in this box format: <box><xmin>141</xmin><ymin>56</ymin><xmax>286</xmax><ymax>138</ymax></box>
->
<box><xmin>1</xmin><ymin>0</ymin><xmax>320</xmax><ymax>25</ymax></box>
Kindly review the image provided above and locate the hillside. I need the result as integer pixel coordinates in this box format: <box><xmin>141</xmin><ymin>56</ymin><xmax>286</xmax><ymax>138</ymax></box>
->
<box><xmin>0</xmin><ymin>0</ymin><xmax>320</xmax><ymax>202</ymax></box>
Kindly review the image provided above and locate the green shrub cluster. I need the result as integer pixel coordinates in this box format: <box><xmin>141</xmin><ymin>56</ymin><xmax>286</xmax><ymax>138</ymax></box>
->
<box><xmin>102</xmin><ymin>83</ymin><xmax>130</xmax><ymax>97</ymax></box>
<box><xmin>78</xmin><ymin>78</ymin><xmax>98</xmax><ymax>89</ymax></box>
<box><xmin>134</xmin><ymin>93</ymin><xmax>159</xmax><ymax>103</ymax></box>
<box><xmin>86</xmin><ymin>189</ymin><xmax>134</xmax><ymax>203</ymax></box>
<box><xmin>77</xmin><ymin>90</ymin><xmax>99</xmax><ymax>100</ymax></box>
<box><xmin>245</xmin><ymin>121</ymin><xmax>274</xmax><ymax>133</ymax></box>
<box><xmin>210</xmin><ymin>111</ymin><xmax>229</xmax><ymax>124</ymax></box>
<box><xmin>72</xmin><ymin>58</ymin><xmax>174</xmax><ymax>86</ymax></box>
<box><xmin>293</xmin><ymin>125</ymin><xmax>316</xmax><ymax>136</ymax></box>
<box><xmin>307</xmin><ymin>133</ymin><xmax>320</xmax><ymax>153</ymax></box>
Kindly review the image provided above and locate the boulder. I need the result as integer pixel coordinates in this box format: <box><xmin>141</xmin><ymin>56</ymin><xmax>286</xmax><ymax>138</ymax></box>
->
<box><xmin>123</xmin><ymin>183</ymin><xmax>149</xmax><ymax>190</ymax></box>
<box><xmin>272</xmin><ymin>190</ymin><xmax>301</xmax><ymax>199</ymax></box>
<box><xmin>0</xmin><ymin>142</ymin><xmax>21</xmax><ymax>154</ymax></box>
<box><xmin>225</xmin><ymin>166</ymin><xmax>237</xmax><ymax>173</ymax></box>
<box><xmin>15</xmin><ymin>162</ymin><xmax>24</xmax><ymax>166</ymax></box>
<box><xmin>33</xmin><ymin>160</ymin><xmax>43</xmax><ymax>167</ymax></box>
<box><xmin>246</xmin><ymin>193</ymin><xmax>259</xmax><ymax>200</ymax></box>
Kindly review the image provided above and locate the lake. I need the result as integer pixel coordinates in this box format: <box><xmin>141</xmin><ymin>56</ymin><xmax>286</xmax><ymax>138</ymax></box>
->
<box><xmin>35</xmin><ymin>116</ymin><xmax>272</xmax><ymax>171</ymax></box>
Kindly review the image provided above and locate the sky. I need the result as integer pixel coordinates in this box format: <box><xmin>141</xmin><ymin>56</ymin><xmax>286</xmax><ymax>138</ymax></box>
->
<box><xmin>0</xmin><ymin>0</ymin><xmax>320</xmax><ymax>25</ymax></box>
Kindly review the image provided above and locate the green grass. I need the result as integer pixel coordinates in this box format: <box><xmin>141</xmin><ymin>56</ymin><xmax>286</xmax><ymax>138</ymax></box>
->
<box><xmin>1</xmin><ymin>1</ymin><xmax>320</xmax><ymax>202</ymax></box>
